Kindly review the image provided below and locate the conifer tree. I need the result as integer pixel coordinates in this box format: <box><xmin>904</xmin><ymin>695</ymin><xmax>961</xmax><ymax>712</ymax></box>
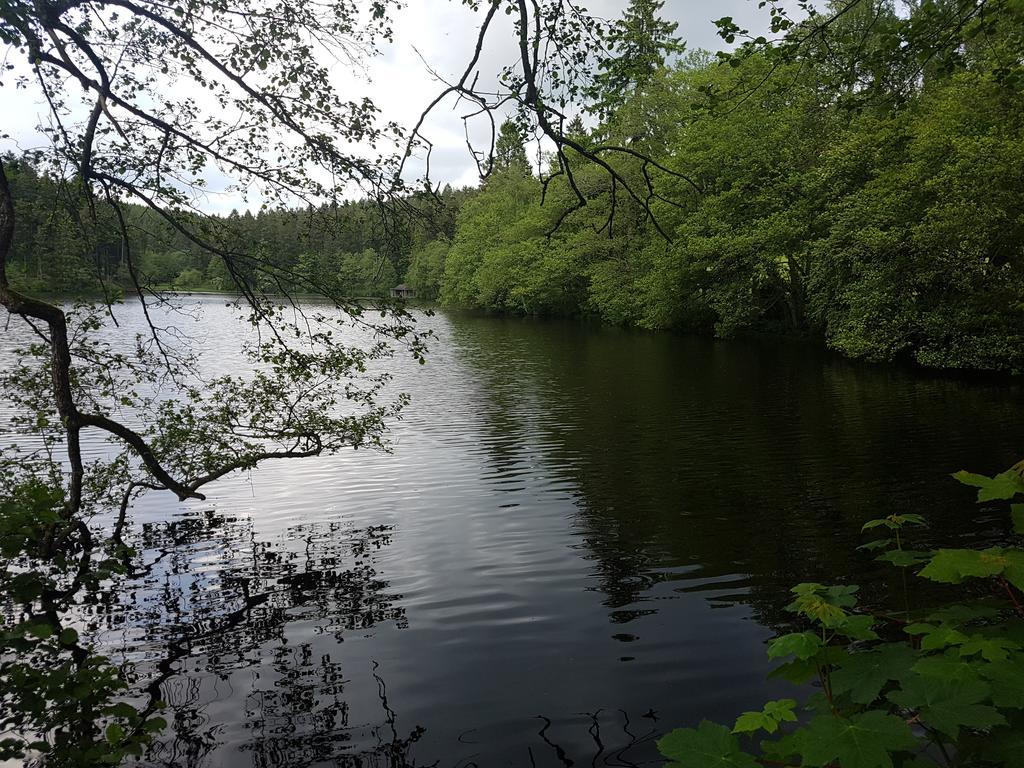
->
<box><xmin>493</xmin><ymin>119</ymin><xmax>532</xmax><ymax>176</ymax></box>
<box><xmin>588</xmin><ymin>0</ymin><xmax>684</xmax><ymax>120</ymax></box>
<box><xmin>566</xmin><ymin>115</ymin><xmax>587</xmax><ymax>139</ymax></box>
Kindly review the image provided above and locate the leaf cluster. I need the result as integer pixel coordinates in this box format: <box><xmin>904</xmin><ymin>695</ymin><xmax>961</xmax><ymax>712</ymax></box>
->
<box><xmin>0</xmin><ymin>475</ymin><xmax>166</xmax><ymax>766</ymax></box>
<box><xmin>658</xmin><ymin>461</ymin><xmax>1024</xmax><ymax>768</ymax></box>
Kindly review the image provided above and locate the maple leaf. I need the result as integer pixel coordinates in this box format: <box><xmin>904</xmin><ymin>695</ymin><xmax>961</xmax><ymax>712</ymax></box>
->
<box><xmin>888</xmin><ymin>676</ymin><xmax>1005</xmax><ymax>740</ymax></box>
<box><xmin>831</xmin><ymin>644</ymin><xmax>917</xmax><ymax>704</ymax></box>
<box><xmin>794</xmin><ymin>711</ymin><xmax>916</xmax><ymax>768</ymax></box>
<box><xmin>657</xmin><ymin>721</ymin><xmax>759</xmax><ymax>768</ymax></box>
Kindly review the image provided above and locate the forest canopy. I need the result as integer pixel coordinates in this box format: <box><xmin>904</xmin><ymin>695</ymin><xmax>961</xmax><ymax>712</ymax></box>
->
<box><xmin>436</xmin><ymin>0</ymin><xmax>1024</xmax><ymax>373</ymax></box>
<box><xmin>6</xmin><ymin>0</ymin><xmax>1022</xmax><ymax>372</ymax></box>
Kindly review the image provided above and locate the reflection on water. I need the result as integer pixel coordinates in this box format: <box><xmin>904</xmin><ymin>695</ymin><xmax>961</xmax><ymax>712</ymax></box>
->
<box><xmin>2</xmin><ymin>298</ymin><xmax>1023</xmax><ymax>767</ymax></box>
<box><xmin>92</xmin><ymin>510</ymin><xmax>413</xmax><ymax>767</ymax></box>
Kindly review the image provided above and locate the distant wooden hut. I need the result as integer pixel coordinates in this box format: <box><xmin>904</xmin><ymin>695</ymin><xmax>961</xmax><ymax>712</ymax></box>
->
<box><xmin>390</xmin><ymin>284</ymin><xmax>416</xmax><ymax>299</ymax></box>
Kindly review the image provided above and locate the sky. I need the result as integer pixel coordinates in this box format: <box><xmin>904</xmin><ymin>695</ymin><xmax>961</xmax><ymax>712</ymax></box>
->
<box><xmin>370</xmin><ymin>0</ymin><xmax>776</xmax><ymax>189</ymax></box>
<box><xmin>0</xmin><ymin>0</ymin><xmax>777</xmax><ymax>213</ymax></box>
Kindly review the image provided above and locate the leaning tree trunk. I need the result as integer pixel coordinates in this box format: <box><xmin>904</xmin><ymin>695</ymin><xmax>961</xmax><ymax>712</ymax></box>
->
<box><xmin>0</xmin><ymin>161</ymin><xmax>201</xmax><ymax>517</ymax></box>
<box><xmin>0</xmin><ymin>161</ymin><xmax>85</xmax><ymax>516</ymax></box>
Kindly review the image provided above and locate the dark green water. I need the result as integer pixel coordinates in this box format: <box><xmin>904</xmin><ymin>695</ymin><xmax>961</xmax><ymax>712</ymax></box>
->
<box><xmin>4</xmin><ymin>300</ymin><xmax>1023</xmax><ymax>767</ymax></box>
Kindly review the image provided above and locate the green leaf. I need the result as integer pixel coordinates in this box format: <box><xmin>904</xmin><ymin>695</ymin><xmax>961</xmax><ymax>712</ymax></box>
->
<box><xmin>732</xmin><ymin>712</ymin><xmax>770</xmax><ymax>736</ymax></box>
<box><xmin>769</xmin><ymin>644</ymin><xmax>850</xmax><ymax>684</ymax></box>
<box><xmin>787</xmin><ymin>583</ymin><xmax>855</xmax><ymax>627</ymax></box>
<box><xmin>831</xmin><ymin>644</ymin><xmax>917</xmax><ymax>704</ymax></box>
<box><xmin>862</xmin><ymin>518</ymin><xmax>893</xmax><ymax>531</ymax></box>
<box><xmin>979</xmin><ymin>658</ymin><xmax>1024</xmax><ymax>708</ymax></box>
<box><xmin>7</xmin><ymin>573</ymin><xmax>44</xmax><ymax>602</ymax></box>
<box><xmin>953</xmin><ymin>470</ymin><xmax>997</xmax><ymax>489</ymax></box>
<box><xmin>58</xmin><ymin>628</ymin><xmax>78</xmax><ymax>646</ymax></box>
<box><xmin>70</xmin><ymin>683</ymin><xmax>93</xmax><ymax>701</ymax></box>
<box><xmin>888</xmin><ymin>676</ymin><xmax>1005</xmax><ymax>740</ymax></box>
<box><xmin>836</xmin><ymin>614</ymin><xmax>879</xmax><ymax>641</ymax></box>
<box><xmin>912</xmin><ymin>653</ymin><xmax>983</xmax><ymax>683</ymax></box>
<box><xmin>953</xmin><ymin>470</ymin><xmax>1024</xmax><ymax>502</ymax></box>
<box><xmin>762</xmin><ymin>699</ymin><xmax>798</xmax><ymax>721</ymax></box>
<box><xmin>761</xmin><ymin>731</ymin><xmax>802</xmax><ymax>762</ymax></box>
<box><xmin>795</xmin><ymin>711</ymin><xmax>916</xmax><ymax>768</ymax></box>
<box><xmin>919</xmin><ymin>548</ymin><xmax>1006</xmax><ymax>584</ymax></box>
<box><xmin>767</xmin><ymin>632</ymin><xmax>822</xmax><ymax>661</ymax></box>
<box><xmin>24</xmin><ymin>622</ymin><xmax>53</xmax><ymax>640</ymax></box>
<box><xmin>768</xmin><ymin>657</ymin><xmax>819</xmax><ymax>685</ymax></box>
<box><xmin>825</xmin><ymin>584</ymin><xmax>860</xmax><ymax>608</ymax></box>
<box><xmin>958</xmin><ymin>634</ymin><xmax>1020</xmax><ymax>663</ymax></box>
<box><xmin>657</xmin><ymin>721</ymin><xmax>759</xmax><ymax>768</ymax></box>
<box><xmin>104</xmin><ymin>703</ymin><xmax>139</xmax><ymax>719</ymax></box>
<box><xmin>732</xmin><ymin>699</ymin><xmax>797</xmax><ymax>735</ymax></box>
<box><xmin>862</xmin><ymin>514</ymin><xmax>926</xmax><ymax>531</ymax></box>
<box><xmin>904</xmin><ymin>623</ymin><xmax>969</xmax><ymax>651</ymax></box>
<box><xmin>921</xmin><ymin>548</ymin><xmax>1024</xmax><ymax>591</ymax></box>
<box><xmin>876</xmin><ymin>549</ymin><xmax>929</xmax><ymax>567</ymax></box>
<box><xmin>1012</xmin><ymin>504</ymin><xmax>1024</xmax><ymax>536</ymax></box>
<box><xmin>105</xmin><ymin>724</ymin><xmax>124</xmax><ymax>745</ymax></box>
<box><xmin>1003</xmin><ymin>550</ymin><xmax>1024</xmax><ymax>591</ymax></box>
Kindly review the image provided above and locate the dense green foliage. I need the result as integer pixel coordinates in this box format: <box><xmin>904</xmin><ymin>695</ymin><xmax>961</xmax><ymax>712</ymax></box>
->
<box><xmin>657</xmin><ymin>462</ymin><xmax>1024</xmax><ymax>767</ymax></box>
<box><xmin>12</xmin><ymin>2</ymin><xmax>1022</xmax><ymax>372</ymax></box>
<box><xmin>11</xmin><ymin>1</ymin><xmax>1022</xmax><ymax>371</ymax></box>
<box><xmin>585</xmin><ymin>0</ymin><xmax>684</xmax><ymax>122</ymax></box>
<box><xmin>3</xmin><ymin>156</ymin><xmax>469</xmax><ymax>298</ymax></box>
<box><xmin>435</xmin><ymin>0</ymin><xmax>1024</xmax><ymax>373</ymax></box>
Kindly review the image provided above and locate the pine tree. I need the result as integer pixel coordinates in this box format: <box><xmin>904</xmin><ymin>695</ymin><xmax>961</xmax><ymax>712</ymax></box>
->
<box><xmin>493</xmin><ymin>119</ymin><xmax>532</xmax><ymax>176</ymax></box>
<box><xmin>588</xmin><ymin>0</ymin><xmax>684</xmax><ymax>120</ymax></box>
<box><xmin>566</xmin><ymin>115</ymin><xmax>587</xmax><ymax>139</ymax></box>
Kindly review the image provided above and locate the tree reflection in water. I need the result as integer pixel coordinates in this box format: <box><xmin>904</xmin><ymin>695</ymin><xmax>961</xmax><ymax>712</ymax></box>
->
<box><xmin>3</xmin><ymin>490</ymin><xmax>671</xmax><ymax>768</ymax></box>
<box><xmin>0</xmin><ymin>494</ymin><xmax>418</xmax><ymax>767</ymax></box>
<box><xmin>529</xmin><ymin>712</ymin><xmax>661</xmax><ymax>768</ymax></box>
<box><xmin>114</xmin><ymin>510</ymin><xmax>420</xmax><ymax>767</ymax></box>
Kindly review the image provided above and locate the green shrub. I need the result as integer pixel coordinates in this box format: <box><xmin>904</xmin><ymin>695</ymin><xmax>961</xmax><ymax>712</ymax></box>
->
<box><xmin>659</xmin><ymin>462</ymin><xmax>1024</xmax><ymax>768</ymax></box>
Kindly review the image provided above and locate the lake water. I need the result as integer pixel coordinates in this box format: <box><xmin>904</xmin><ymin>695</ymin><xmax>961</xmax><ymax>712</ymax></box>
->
<box><xmin>2</xmin><ymin>297</ymin><xmax>1022</xmax><ymax>767</ymax></box>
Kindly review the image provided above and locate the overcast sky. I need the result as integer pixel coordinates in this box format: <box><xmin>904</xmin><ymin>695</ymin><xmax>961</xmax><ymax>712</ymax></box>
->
<box><xmin>1</xmin><ymin>0</ymin><xmax>775</xmax><ymax>212</ymax></box>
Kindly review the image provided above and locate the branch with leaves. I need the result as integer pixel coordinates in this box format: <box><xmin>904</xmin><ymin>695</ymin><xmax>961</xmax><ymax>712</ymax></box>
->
<box><xmin>658</xmin><ymin>462</ymin><xmax>1024</xmax><ymax>768</ymax></box>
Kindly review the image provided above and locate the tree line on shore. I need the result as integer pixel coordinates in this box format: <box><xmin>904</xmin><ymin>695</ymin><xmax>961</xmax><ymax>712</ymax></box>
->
<box><xmin>7</xmin><ymin>0</ymin><xmax>1023</xmax><ymax>372</ymax></box>
<box><xmin>436</xmin><ymin>0</ymin><xmax>1024</xmax><ymax>373</ymax></box>
<box><xmin>2</xmin><ymin>158</ymin><xmax>472</xmax><ymax>298</ymax></box>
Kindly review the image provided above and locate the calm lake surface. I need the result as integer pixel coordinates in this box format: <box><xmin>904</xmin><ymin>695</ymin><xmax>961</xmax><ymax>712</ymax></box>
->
<box><xmin>3</xmin><ymin>296</ymin><xmax>1023</xmax><ymax>767</ymax></box>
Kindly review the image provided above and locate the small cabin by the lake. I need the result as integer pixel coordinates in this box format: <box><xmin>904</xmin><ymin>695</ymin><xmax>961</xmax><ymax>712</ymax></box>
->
<box><xmin>390</xmin><ymin>284</ymin><xmax>416</xmax><ymax>299</ymax></box>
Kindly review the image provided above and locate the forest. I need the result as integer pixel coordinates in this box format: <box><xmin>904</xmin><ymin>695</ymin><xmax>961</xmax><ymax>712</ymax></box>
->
<box><xmin>2</xmin><ymin>159</ymin><xmax>472</xmax><ymax>299</ymax></box>
<box><xmin>7</xmin><ymin>0</ymin><xmax>1024</xmax><ymax>372</ymax></box>
<box><xmin>439</xmin><ymin>0</ymin><xmax>1024</xmax><ymax>373</ymax></box>
<box><xmin>2</xmin><ymin>1</ymin><xmax>1024</xmax><ymax>765</ymax></box>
